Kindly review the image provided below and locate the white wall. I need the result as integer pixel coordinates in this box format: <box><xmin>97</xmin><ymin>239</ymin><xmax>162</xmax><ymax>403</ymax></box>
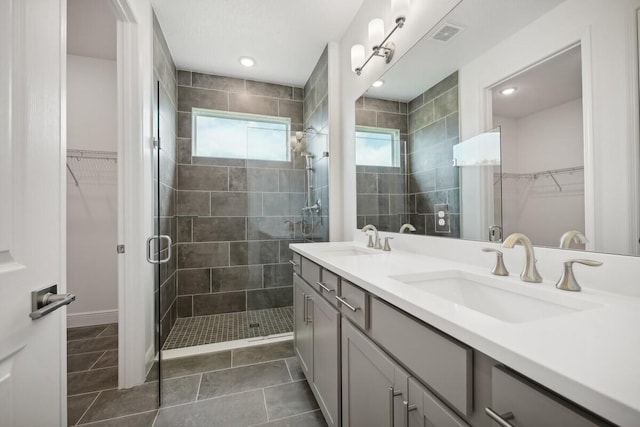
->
<box><xmin>66</xmin><ymin>55</ymin><xmax>119</xmax><ymax>326</ymax></box>
<box><xmin>460</xmin><ymin>0</ymin><xmax>640</xmax><ymax>255</ymax></box>
<box><xmin>496</xmin><ymin>99</ymin><xmax>585</xmax><ymax>247</ymax></box>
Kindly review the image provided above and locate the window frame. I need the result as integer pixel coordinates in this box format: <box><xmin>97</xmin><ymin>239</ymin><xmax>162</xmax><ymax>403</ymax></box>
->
<box><xmin>355</xmin><ymin>125</ymin><xmax>401</xmax><ymax>167</ymax></box>
<box><xmin>192</xmin><ymin>108</ymin><xmax>292</xmax><ymax>161</ymax></box>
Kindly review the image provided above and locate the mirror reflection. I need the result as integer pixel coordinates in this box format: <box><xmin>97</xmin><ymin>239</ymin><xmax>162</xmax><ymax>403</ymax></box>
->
<box><xmin>354</xmin><ymin>0</ymin><xmax>639</xmax><ymax>256</ymax></box>
<box><xmin>494</xmin><ymin>45</ymin><xmax>585</xmax><ymax>250</ymax></box>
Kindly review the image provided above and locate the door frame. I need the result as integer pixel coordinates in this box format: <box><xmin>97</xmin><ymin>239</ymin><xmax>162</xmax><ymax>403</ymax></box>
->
<box><xmin>109</xmin><ymin>0</ymin><xmax>156</xmax><ymax>388</ymax></box>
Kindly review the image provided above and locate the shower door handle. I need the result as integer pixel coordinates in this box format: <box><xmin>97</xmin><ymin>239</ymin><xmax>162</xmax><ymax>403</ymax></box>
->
<box><xmin>146</xmin><ymin>235</ymin><xmax>173</xmax><ymax>264</ymax></box>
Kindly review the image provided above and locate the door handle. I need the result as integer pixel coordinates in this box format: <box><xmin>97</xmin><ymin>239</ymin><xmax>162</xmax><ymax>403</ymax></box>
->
<box><xmin>388</xmin><ymin>387</ymin><xmax>402</xmax><ymax>427</ymax></box>
<box><xmin>30</xmin><ymin>285</ymin><xmax>76</xmax><ymax>320</ymax></box>
<box><xmin>146</xmin><ymin>235</ymin><xmax>172</xmax><ymax>264</ymax></box>
<box><xmin>485</xmin><ymin>408</ymin><xmax>516</xmax><ymax>427</ymax></box>
<box><xmin>403</xmin><ymin>400</ymin><xmax>417</xmax><ymax>427</ymax></box>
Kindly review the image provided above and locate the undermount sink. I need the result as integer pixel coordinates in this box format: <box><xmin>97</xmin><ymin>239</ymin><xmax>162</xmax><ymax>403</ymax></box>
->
<box><xmin>389</xmin><ymin>270</ymin><xmax>601</xmax><ymax>323</ymax></box>
<box><xmin>317</xmin><ymin>246</ymin><xmax>379</xmax><ymax>256</ymax></box>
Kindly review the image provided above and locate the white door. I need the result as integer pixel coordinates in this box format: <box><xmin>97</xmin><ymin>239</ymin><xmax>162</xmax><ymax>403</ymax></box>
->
<box><xmin>0</xmin><ymin>0</ymin><xmax>68</xmax><ymax>425</ymax></box>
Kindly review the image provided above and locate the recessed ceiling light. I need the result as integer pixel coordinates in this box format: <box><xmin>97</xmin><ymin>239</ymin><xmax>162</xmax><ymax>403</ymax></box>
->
<box><xmin>239</xmin><ymin>57</ymin><xmax>255</xmax><ymax>68</ymax></box>
<box><xmin>372</xmin><ymin>80</ymin><xmax>384</xmax><ymax>88</ymax></box>
<box><xmin>500</xmin><ymin>87</ymin><xmax>517</xmax><ymax>95</ymax></box>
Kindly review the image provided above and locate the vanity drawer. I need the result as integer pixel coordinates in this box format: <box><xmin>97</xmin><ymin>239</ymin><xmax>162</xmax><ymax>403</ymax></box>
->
<box><xmin>370</xmin><ymin>297</ymin><xmax>472</xmax><ymax>416</ymax></box>
<box><xmin>301</xmin><ymin>256</ymin><xmax>321</xmax><ymax>288</ymax></box>
<box><xmin>318</xmin><ymin>269</ymin><xmax>339</xmax><ymax>301</ymax></box>
<box><xmin>290</xmin><ymin>253</ymin><xmax>301</xmax><ymax>275</ymax></box>
<box><xmin>337</xmin><ymin>280</ymin><xmax>369</xmax><ymax>330</ymax></box>
<box><xmin>489</xmin><ymin>366</ymin><xmax>609</xmax><ymax>427</ymax></box>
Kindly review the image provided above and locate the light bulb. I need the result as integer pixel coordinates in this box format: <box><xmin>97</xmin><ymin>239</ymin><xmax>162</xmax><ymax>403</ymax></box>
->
<box><xmin>368</xmin><ymin>19</ymin><xmax>385</xmax><ymax>50</ymax></box>
<box><xmin>391</xmin><ymin>0</ymin><xmax>410</xmax><ymax>20</ymax></box>
<box><xmin>351</xmin><ymin>45</ymin><xmax>365</xmax><ymax>73</ymax></box>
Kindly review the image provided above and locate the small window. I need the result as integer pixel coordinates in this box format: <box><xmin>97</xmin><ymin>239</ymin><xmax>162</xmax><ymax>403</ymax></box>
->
<box><xmin>355</xmin><ymin>126</ymin><xmax>400</xmax><ymax>167</ymax></box>
<box><xmin>193</xmin><ymin>109</ymin><xmax>291</xmax><ymax>161</ymax></box>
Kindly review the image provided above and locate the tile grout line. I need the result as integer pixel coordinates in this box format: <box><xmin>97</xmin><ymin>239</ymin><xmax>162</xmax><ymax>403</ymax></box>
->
<box><xmin>74</xmin><ymin>391</ymin><xmax>102</xmax><ymax>426</ymax></box>
<box><xmin>195</xmin><ymin>373</ymin><xmax>203</xmax><ymax>401</ymax></box>
<box><xmin>151</xmin><ymin>410</ymin><xmax>160</xmax><ymax>427</ymax></box>
<box><xmin>86</xmin><ymin>350</ymin><xmax>108</xmax><ymax>371</ymax></box>
<box><xmin>77</xmin><ymin>409</ymin><xmax>158</xmax><ymax>427</ymax></box>
<box><xmin>284</xmin><ymin>358</ymin><xmax>293</xmax><ymax>382</ymax></box>
<box><xmin>262</xmin><ymin>387</ymin><xmax>270</xmax><ymax>422</ymax></box>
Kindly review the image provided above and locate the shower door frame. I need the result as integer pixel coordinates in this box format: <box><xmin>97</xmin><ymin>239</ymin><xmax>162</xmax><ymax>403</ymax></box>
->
<box><xmin>112</xmin><ymin>0</ymin><xmax>159</xmax><ymax>390</ymax></box>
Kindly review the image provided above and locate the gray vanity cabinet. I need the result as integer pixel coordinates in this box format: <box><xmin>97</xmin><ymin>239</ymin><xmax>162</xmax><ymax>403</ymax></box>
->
<box><xmin>342</xmin><ymin>319</ymin><xmax>408</xmax><ymax>427</ymax></box>
<box><xmin>311</xmin><ymin>284</ymin><xmax>341</xmax><ymax>427</ymax></box>
<box><xmin>293</xmin><ymin>273</ymin><xmax>313</xmax><ymax>378</ymax></box>
<box><xmin>294</xmin><ymin>272</ymin><xmax>341</xmax><ymax>427</ymax></box>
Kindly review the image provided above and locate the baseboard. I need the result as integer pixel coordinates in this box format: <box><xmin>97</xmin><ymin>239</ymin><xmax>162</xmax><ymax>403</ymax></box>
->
<box><xmin>67</xmin><ymin>309</ymin><xmax>118</xmax><ymax>328</ymax></box>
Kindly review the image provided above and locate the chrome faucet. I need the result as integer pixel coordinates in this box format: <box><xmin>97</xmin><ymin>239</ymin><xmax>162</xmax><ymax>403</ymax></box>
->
<box><xmin>502</xmin><ymin>233</ymin><xmax>543</xmax><ymax>283</ymax></box>
<box><xmin>399</xmin><ymin>223</ymin><xmax>416</xmax><ymax>233</ymax></box>
<box><xmin>362</xmin><ymin>224</ymin><xmax>383</xmax><ymax>249</ymax></box>
<box><xmin>559</xmin><ymin>230</ymin><xmax>587</xmax><ymax>249</ymax></box>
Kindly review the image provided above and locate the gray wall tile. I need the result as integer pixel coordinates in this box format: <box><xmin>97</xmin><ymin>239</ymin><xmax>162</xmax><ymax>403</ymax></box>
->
<box><xmin>192</xmin><ymin>73</ymin><xmax>245</xmax><ymax>93</ymax></box>
<box><xmin>178</xmin><ymin>86</ymin><xmax>229</xmax><ymax>112</ymax></box>
<box><xmin>177</xmin><ymin>243</ymin><xmax>230</xmax><ymax>268</ymax></box>
<box><xmin>192</xmin><ymin>217</ymin><xmax>246</xmax><ymax>242</ymax></box>
<box><xmin>211</xmin><ymin>266</ymin><xmax>263</xmax><ymax>292</ymax></box>
<box><xmin>210</xmin><ymin>192</ymin><xmax>263</xmax><ymax>217</ymax></box>
<box><xmin>176</xmin><ymin>191</ymin><xmax>210</xmax><ymax>216</ymax></box>
<box><xmin>247</xmin><ymin>287</ymin><xmax>293</xmax><ymax>310</ymax></box>
<box><xmin>263</xmin><ymin>264</ymin><xmax>293</xmax><ymax>288</ymax></box>
<box><xmin>229</xmin><ymin>93</ymin><xmax>278</xmax><ymax>116</ymax></box>
<box><xmin>246</xmin><ymin>80</ymin><xmax>293</xmax><ymax>99</ymax></box>
<box><xmin>178</xmin><ymin>269</ymin><xmax>210</xmax><ymax>295</ymax></box>
<box><xmin>178</xmin><ymin>165</ymin><xmax>228</xmax><ymax>191</ymax></box>
<box><xmin>230</xmin><ymin>241</ymin><xmax>280</xmax><ymax>266</ymax></box>
<box><xmin>192</xmin><ymin>292</ymin><xmax>246</xmax><ymax>316</ymax></box>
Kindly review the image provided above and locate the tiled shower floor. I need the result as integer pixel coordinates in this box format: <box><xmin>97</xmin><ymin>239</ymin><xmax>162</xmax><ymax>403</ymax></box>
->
<box><xmin>162</xmin><ymin>306</ymin><xmax>293</xmax><ymax>350</ymax></box>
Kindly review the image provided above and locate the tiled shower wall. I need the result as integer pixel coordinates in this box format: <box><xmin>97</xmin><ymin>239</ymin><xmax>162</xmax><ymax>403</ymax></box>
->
<box><xmin>153</xmin><ymin>14</ymin><xmax>178</xmax><ymax>347</ymax></box>
<box><xmin>302</xmin><ymin>47</ymin><xmax>330</xmax><ymax>242</ymax></box>
<box><xmin>173</xmin><ymin>70</ymin><xmax>309</xmax><ymax>319</ymax></box>
<box><xmin>354</xmin><ymin>97</ymin><xmax>409</xmax><ymax>232</ymax></box>
<box><xmin>407</xmin><ymin>72</ymin><xmax>460</xmax><ymax>237</ymax></box>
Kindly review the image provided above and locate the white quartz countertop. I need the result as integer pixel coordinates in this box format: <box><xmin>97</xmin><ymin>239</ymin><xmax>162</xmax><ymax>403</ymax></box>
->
<box><xmin>290</xmin><ymin>241</ymin><xmax>640</xmax><ymax>426</ymax></box>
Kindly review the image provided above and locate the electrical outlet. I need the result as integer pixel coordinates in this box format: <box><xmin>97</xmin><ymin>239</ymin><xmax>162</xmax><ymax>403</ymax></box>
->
<box><xmin>434</xmin><ymin>203</ymin><xmax>451</xmax><ymax>233</ymax></box>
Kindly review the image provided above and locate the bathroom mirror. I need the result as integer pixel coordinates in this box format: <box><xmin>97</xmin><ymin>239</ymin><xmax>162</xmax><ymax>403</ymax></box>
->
<box><xmin>354</xmin><ymin>0</ymin><xmax>640</xmax><ymax>256</ymax></box>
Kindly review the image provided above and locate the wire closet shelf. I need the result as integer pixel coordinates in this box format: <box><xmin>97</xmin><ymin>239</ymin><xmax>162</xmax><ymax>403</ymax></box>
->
<box><xmin>66</xmin><ymin>149</ymin><xmax>117</xmax><ymax>186</ymax></box>
<box><xmin>495</xmin><ymin>165</ymin><xmax>584</xmax><ymax>192</ymax></box>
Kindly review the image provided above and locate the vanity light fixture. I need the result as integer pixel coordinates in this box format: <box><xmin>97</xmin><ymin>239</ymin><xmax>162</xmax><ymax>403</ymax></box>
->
<box><xmin>500</xmin><ymin>87</ymin><xmax>517</xmax><ymax>95</ymax></box>
<box><xmin>239</xmin><ymin>56</ymin><xmax>255</xmax><ymax>68</ymax></box>
<box><xmin>351</xmin><ymin>0</ymin><xmax>410</xmax><ymax>76</ymax></box>
<box><xmin>372</xmin><ymin>80</ymin><xmax>385</xmax><ymax>88</ymax></box>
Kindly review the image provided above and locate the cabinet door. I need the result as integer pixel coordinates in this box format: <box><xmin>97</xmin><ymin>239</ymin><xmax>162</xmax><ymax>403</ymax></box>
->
<box><xmin>342</xmin><ymin>319</ymin><xmax>408</xmax><ymax>427</ymax></box>
<box><xmin>294</xmin><ymin>274</ymin><xmax>313</xmax><ymax>379</ymax></box>
<box><xmin>312</xmin><ymin>289</ymin><xmax>341</xmax><ymax>427</ymax></box>
<box><xmin>490</xmin><ymin>366</ymin><xmax>608</xmax><ymax>427</ymax></box>
<box><xmin>407</xmin><ymin>378</ymin><xmax>469</xmax><ymax>427</ymax></box>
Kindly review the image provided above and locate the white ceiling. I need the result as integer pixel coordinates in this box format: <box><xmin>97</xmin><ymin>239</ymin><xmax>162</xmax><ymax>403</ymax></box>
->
<box><xmin>67</xmin><ymin>0</ymin><xmax>117</xmax><ymax>61</ymax></box>
<box><xmin>366</xmin><ymin>0</ymin><xmax>567</xmax><ymax>102</ymax></box>
<box><xmin>150</xmin><ymin>0</ymin><xmax>365</xmax><ymax>87</ymax></box>
<box><xmin>492</xmin><ymin>45</ymin><xmax>582</xmax><ymax>119</ymax></box>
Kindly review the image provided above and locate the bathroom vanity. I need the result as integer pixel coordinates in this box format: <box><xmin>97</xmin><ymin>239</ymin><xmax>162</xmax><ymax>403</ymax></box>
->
<box><xmin>290</xmin><ymin>241</ymin><xmax>640</xmax><ymax>427</ymax></box>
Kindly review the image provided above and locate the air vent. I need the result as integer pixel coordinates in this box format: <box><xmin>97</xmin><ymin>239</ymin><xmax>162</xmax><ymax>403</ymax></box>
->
<box><xmin>431</xmin><ymin>23</ymin><xmax>464</xmax><ymax>42</ymax></box>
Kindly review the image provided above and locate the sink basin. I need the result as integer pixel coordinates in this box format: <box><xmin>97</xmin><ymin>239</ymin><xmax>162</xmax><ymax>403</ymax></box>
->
<box><xmin>318</xmin><ymin>246</ymin><xmax>379</xmax><ymax>256</ymax></box>
<box><xmin>389</xmin><ymin>270</ymin><xmax>601</xmax><ymax>323</ymax></box>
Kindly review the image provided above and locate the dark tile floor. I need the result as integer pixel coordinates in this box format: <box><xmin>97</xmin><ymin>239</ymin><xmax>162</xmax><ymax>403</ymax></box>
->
<box><xmin>67</xmin><ymin>324</ymin><xmax>326</xmax><ymax>427</ymax></box>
